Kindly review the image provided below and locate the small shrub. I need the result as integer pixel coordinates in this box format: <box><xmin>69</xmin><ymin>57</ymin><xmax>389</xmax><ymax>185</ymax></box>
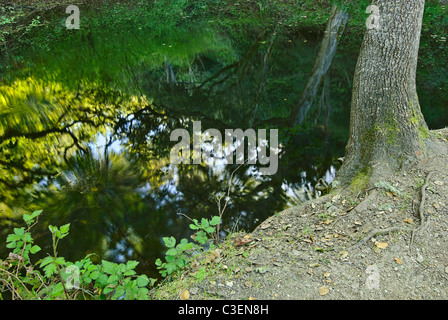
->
<box><xmin>0</xmin><ymin>210</ymin><xmax>156</xmax><ymax>300</ymax></box>
<box><xmin>155</xmin><ymin>215</ymin><xmax>221</xmax><ymax>278</ymax></box>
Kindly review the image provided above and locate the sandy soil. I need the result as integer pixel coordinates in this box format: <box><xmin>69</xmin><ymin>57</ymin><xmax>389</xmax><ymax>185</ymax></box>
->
<box><xmin>153</xmin><ymin>129</ymin><xmax>448</xmax><ymax>300</ymax></box>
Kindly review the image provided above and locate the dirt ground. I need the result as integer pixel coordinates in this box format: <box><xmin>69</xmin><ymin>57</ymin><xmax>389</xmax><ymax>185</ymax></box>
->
<box><xmin>153</xmin><ymin>129</ymin><xmax>448</xmax><ymax>300</ymax></box>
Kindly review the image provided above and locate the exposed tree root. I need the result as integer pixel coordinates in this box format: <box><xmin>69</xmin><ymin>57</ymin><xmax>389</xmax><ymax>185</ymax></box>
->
<box><xmin>351</xmin><ymin>171</ymin><xmax>434</xmax><ymax>249</ymax></box>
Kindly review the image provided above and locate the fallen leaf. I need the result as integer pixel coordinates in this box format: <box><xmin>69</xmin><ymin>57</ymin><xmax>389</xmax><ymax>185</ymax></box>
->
<box><xmin>233</xmin><ymin>237</ymin><xmax>253</xmax><ymax>246</ymax></box>
<box><xmin>394</xmin><ymin>257</ymin><xmax>403</xmax><ymax>264</ymax></box>
<box><xmin>374</xmin><ymin>241</ymin><xmax>388</xmax><ymax>249</ymax></box>
<box><xmin>203</xmin><ymin>249</ymin><xmax>222</xmax><ymax>264</ymax></box>
<box><xmin>346</xmin><ymin>206</ymin><xmax>355</xmax><ymax>212</ymax></box>
<box><xmin>403</xmin><ymin>218</ymin><xmax>414</xmax><ymax>224</ymax></box>
<box><xmin>190</xmin><ymin>259</ymin><xmax>200</xmax><ymax>269</ymax></box>
<box><xmin>339</xmin><ymin>251</ymin><xmax>349</xmax><ymax>259</ymax></box>
<box><xmin>260</xmin><ymin>222</ymin><xmax>271</xmax><ymax>230</ymax></box>
<box><xmin>318</xmin><ymin>286</ymin><xmax>329</xmax><ymax>296</ymax></box>
<box><xmin>323</xmin><ymin>272</ymin><xmax>331</xmax><ymax>278</ymax></box>
<box><xmin>249</xmin><ymin>297</ymin><xmax>256</xmax><ymax>300</ymax></box>
<box><xmin>331</xmin><ymin>195</ymin><xmax>341</xmax><ymax>203</ymax></box>
<box><xmin>179</xmin><ymin>289</ymin><xmax>190</xmax><ymax>300</ymax></box>
<box><xmin>434</xmin><ymin>181</ymin><xmax>444</xmax><ymax>186</ymax></box>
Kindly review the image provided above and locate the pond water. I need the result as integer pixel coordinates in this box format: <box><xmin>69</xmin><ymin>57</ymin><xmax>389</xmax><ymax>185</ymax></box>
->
<box><xmin>1</xmin><ymin>10</ymin><xmax>447</xmax><ymax>278</ymax></box>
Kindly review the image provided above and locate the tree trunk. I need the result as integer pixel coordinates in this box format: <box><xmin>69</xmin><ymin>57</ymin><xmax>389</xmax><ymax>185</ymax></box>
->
<box><xmin>335</xmin><ymin>0</ymin><xmax>435</xmax><ymax>189</ymax></box>
<box><xmin>290</xmin><ymin>5</ymin><xmax>349</xmax><ymax>126</ymax></box>
<box><xmin>257</xmin><ymin>6</ymin><xmax>348</xmax><ymax>128</ymax></box>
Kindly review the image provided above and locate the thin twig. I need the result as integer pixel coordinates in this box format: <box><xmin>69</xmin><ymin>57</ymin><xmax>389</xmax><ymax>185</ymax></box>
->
<box><xmin>52</xmin><ymin>234</ymin><xmax>70</xmax><ymax>300</ymax></box>
<box><xmin>176</xmin><ymin>288</ymin><xmax>187</xmax><ymax>300</ymax></box>
<box><xmin>0</xmin><ymin>268</ymin><xmax>33</xmax><ymax>299</ymax></box>
<box><xmin>215</xmin><ymin>160</ymin><xmax>247</xmax><ymax>243</ymax></box>
<box><xmin>177</xmin><ymin>212</ymin><xmax>195</xmax><ymax>223</ymax></box>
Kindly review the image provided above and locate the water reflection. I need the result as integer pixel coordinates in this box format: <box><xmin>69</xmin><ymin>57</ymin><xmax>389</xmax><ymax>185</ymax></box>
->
<box><xmin>1</xmin><ymin>14</ymin><xmax>446</xmax><ymax>279</ymax></box>
<box><xmin>0</xmin><ymin>23</ymin><xmax>356</xmax><ymax>278</ymax></box>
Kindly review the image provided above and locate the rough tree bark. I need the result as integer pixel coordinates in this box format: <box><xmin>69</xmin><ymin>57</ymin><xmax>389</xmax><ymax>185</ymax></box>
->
<box><xmin>335</xmin><ymin>0</ymin><xmax>439</xmax><ymax>189</ymax></box>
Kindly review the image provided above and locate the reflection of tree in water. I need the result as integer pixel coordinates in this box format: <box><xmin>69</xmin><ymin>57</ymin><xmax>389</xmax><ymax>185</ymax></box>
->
<box><xmin>1</xmin><ymin>1</ymin><xmax>447</xmax><ymax>281</ymax></box>
<box><xmin>0</xmin><ymin>16</ymin><xmax>353</xmax><ymax>277</ymax></box>
<box><xmin>91</xmin><ymin>22</ymin><xmax>350</xmax><ymax>274</ymax></box>
<box><xmin>35</xmin><ymin>151</ymin><xmax>151</xmax><ymax>261</ymax></box>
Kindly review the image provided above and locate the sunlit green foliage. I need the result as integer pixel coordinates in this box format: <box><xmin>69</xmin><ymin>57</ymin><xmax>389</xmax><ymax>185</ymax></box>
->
<box><xmin>0</xmin><ymin>210</ymin><xmax>156</xmax><ymax>300</ymax></box>
<box><xmin>155</xmin><ymin>215</ymin><xmax>220</xmax><ymax>277</ymax></box>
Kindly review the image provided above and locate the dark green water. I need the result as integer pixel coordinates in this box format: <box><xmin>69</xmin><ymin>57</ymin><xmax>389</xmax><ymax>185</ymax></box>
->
<box><xmin>1</xmin><ymin>9</ymin><xmax>447</xmax><ymax>278</ymax></box>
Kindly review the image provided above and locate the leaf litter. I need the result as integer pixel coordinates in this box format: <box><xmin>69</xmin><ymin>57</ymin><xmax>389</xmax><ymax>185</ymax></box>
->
<box><xmin>154</xmin><ymin>145</ymin><xmax>448</xmax><ymax>300</ymax></box>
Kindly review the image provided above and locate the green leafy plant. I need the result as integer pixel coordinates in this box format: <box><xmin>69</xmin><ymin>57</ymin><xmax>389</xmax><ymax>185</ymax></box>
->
<box><xmin>0</xmin><ymin>210</ymin><xmax>156</xmax><ymax>300</ymax></box>
<box><xmin>1</xmin><ymin>210</ymin><xmax>45</xmax><ymax>299</ymax></box>
<box><xmin>189</xmin><ymin>216</ymin><xmax>221</xmax><ymax>245</ymax></box>
<box><xmin>155</xmin><ymin>237</ymin><xmax>194</xmax><ymax>277</ymax></box>
<box><xmin>155</xmin><ymin>215</ymin><xmax>221</xmax><ymax>278</ymax></box>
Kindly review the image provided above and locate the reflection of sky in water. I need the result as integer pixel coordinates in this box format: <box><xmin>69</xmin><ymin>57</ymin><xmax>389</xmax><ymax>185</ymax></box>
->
<box><xmin>282</xmin><ymin>165</ymin><xmax>336</xmax><ymax>206</ymax></box>
<box><xmin>90</xmin><ymin>126</ymin><xmax>283</xmax><ymax>188</ymax></box>
<box><xmin>90</xmin><ymin>128</ymin><xmax>336</xmax><ymax>211</ymax></box>
<box><xmin>91</xmin><ymin>132</ymin><xmax>123</xmax><ymax>156</ymax></box>
<box><xmin>108</xmin><ymin>239</ymin><xmax>128</xmax><ymax>263</ymax></box>
<box><xmin>0</xmin><ymin>11</ymin><xmax>445</xmax><ymax>282</ymax></box>
<box><xmin>72</xmin><ymin>120</ymin><xmax>340</xmax><ymax>275</ymax></box>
